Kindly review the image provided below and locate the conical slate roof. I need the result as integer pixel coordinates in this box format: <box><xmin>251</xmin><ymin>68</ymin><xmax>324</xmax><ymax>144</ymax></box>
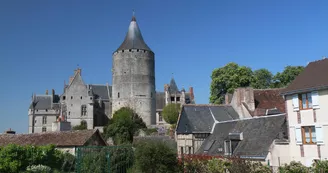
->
<box><xmin>116</xmin><ymin>16</ymin><xmax>152</xmax><ymax>52</ymax></box>
<box><xmin>169</xmin><ymin>78</ymin><xmax>179</xmax><ymax>93</ymax></box>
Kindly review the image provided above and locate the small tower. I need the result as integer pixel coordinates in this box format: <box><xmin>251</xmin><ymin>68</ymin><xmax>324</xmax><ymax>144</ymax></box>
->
<box><xmin>112</xmin><ymin>14</ymin><xmax>156</xmax><ymax>126</ymax></box>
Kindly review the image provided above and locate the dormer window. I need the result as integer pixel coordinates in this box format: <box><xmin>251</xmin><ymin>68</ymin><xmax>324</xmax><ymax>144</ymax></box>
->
<box><xmin>224</xmin><ymin>140</ymin><xmax>232</xmax><ymax>155</ymax></box>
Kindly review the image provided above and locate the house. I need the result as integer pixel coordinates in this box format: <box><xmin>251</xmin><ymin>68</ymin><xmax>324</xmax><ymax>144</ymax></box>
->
<box><xmin>175</xmin><ymin>104</ymin><xmax>239</xmax><ymax>156</ymax></box>
<box><xmin>156</xmin><ymin>78</ymin><xmax>195</xmax><ymax>129</ymax></box>
<box><xmin>227</xmin><ymin>87</ymin><xmax>285</xmax><ymax>118</ymax></box>
<box><xmin>281</xmin><ymin>58</ymin><xmax>328</xmax><ymax>166</ymax></box>
<box><xmin>196</xmin><ymin>114</ymin><xmax>289</xmax><ymax>168</ymax></box>
<box><xmin>0</xmin><ymin>129</ymin><xmax>107</xmax><ymax>155</ymax></box>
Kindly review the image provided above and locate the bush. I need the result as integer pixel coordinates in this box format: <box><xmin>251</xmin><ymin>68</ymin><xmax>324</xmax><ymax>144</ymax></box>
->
<box><xmin>279</xmin><ymin>161</ymin><xmax>310</xmax><ymax>173</ymax></box>
<box><xmin>26</xmin><ymin>164</ymin><xmax>51</xmax><ymax>173</ymax></box>
<box><xmin>312</xmin><ymin>160</ymin><xmax>328</xmax><ymax>173</ymax></box>
<box><xmin>134</xmin><ymin>139</ymin><xmax>179</xmax><ymax>173</ymax></box>
<box><xmin>72</xmin><ymin>120</ymin><xmax>87</xmax><ymax>130</ymax></box>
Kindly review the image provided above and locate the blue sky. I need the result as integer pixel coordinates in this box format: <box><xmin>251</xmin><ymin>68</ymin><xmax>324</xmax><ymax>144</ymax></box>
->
<box><xmin>1</xmin><ymin>0</ymin><xmax>327</xmax><ymax>133</ymax></box>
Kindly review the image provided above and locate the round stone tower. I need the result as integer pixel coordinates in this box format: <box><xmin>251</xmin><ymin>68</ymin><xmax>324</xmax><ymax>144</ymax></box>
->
<box><xmin>112</xmin><ymin>15</ymin><xmax>156</xmax><ymax>126</ymax></box>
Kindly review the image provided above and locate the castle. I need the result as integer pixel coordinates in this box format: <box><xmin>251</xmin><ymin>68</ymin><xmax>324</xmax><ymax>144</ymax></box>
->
<box><xmin>28</xmin><ymin>15</ymin><xmax>195</xmax><ymax>133</ymax></box>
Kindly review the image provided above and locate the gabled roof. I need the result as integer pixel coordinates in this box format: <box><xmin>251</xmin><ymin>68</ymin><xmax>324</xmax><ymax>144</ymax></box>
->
<box><xmin>282</xmin><ymin>58</ymin><xmax>328</xmax><ymax>95</ymax></box>
<box><xmin>0</xmin><ymin>129</ymin><xmax>106</xmax><ymax>147</ymax></box>
<box><xmin>176</xmin><ymin>105</ymin><xmax>239</xmax><ymax>134</ymax></box>
<box><xmin>196</xmin><ymin>114</ymin><xmax>287</xmax><ymax>159</ymax></box>
<box><xmin>29</xmin><ymin>95</ymin><xmax>60</xmax><ymax>110</ymax></box>
<box><xmin>116</xmin><ymin>16</ymin><xmax>152</xmax><ymax>52</ymax></box>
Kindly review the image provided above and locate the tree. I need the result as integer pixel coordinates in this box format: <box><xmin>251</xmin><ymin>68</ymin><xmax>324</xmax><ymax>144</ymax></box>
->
<box><xmin>72</xmin><ymin>120</ymin><xmax>87</xmax><ymax>130</ymax></box>
<box><xmin>251</xmin><ymin>69</ymin><xmax>273</xmax><ymax>89</ymax></box>
<box><xmin>103</xmin><ymin>107</ymin><xmax>146</xmax><ymax>145</ymax></box>
<box><xmin>162</xmin><ymin>103</ymin><xmax>181</xmax><ymax>125</ymax></box>
<box><xmin>133</xmin><ymin>139</ymin><xmax>179</xmax><ymax>173</ymax></box>
<box><xmin>272</xmin><ymin>65</ymin><xmax>304</xmax><ymax>88</ymax></box>
<box><xmin>210</xmin><ymin>63</ymin><xmax>253</xmax><ymax>104</ymax></box>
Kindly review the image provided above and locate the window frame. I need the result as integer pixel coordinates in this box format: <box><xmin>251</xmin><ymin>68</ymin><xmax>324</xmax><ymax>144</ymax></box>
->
<box><xmin>42</xmin><ymin>116</ymin><xmax>47</xmax><ymax>124</ymax></box>
<box><xmin>81</xmin><ymin>105</ymin><xmax>87</xmax><ymax>116</ymax></box>
<box><xmin>42</xmin><ymin>126</ymin><xmax>47</xmax><ymax>132</ymax></box>
<box><xmin>301</xmin><ymin>126</ymin><xmax>316</xmax><ymax>145</ymax></box>
<box><xmin>298</xmin><ymin>92</ymin><xmax>313</xmax><ymax>110</ymax></box>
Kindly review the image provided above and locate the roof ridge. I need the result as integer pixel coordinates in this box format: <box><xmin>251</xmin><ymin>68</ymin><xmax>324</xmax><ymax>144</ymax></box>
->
<box><xmin>183</xmin><ymin>104</ymin><xmax>230</xmax><ymax>107</ymax></box>
<box><xmin>216</xmin><ymin>113</ymin><xmax>286</xmax><ymax>124</ymax></box>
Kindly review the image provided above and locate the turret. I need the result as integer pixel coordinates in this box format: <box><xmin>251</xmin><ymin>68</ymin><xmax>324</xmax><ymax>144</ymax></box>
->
<box><xmin>112</xmin><ymin>14</ymin><xmax>156</xmax><ymax>126</ymax></box>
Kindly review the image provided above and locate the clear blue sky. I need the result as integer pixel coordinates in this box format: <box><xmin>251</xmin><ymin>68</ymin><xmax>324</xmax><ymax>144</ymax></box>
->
<box><xmin>1</xmin><ymin>0</ymin><xmax>327</xmax><ymax>133</ymax></box>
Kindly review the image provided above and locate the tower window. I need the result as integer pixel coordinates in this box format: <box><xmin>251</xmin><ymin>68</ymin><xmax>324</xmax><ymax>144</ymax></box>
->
<box><xmin>81</xmin><ymin>96</ymin><xmax>83</xmax><ymax>99</ymax></box>
<box><xmin>63</xmin><ymin>96</ymin><xmax>66</xmax><ymax>100</ymax></box>
<box><xmin>118</xmin><ymin>92</ymin><xmax>120</xmax><ymax>98</ymax></box>
<box><xmin>71</xmin><ymin>96</ymin><xmax>73</xmax><ymax>99</ymax></box>
<box><xmin>129</xmin><ymin>49</ymin><xmax>131</xmax><ymax>52</ymax></box>
<box><xmin>69</xmin><ymin>111</ymin><xmax>71</xmax><ymax>115</ymax></box>
<box><xmin>137</xmin><ymin>49</ymin><xmax>139</xmax><ymax>52</ymax></box>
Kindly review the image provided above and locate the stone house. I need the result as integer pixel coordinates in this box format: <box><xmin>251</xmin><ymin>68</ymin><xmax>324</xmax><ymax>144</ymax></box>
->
<box><xmin>281</xmin><ymin>58</ymin><xmax>328</xmax><ymax>166</ymax></box>
<box><xmin>175</xmin><ymin>104</ymin><xmax>239</xmax><ymax>156</ymax></box>
<box><xmin>156</xmin><ymin>78</ymin><xmax>195</xmax><ymax>129</ymax></box>
<box><xmin>0</xmin><ymin>129</ymin><xmax>107</xmax><ymax>155</ymax></box>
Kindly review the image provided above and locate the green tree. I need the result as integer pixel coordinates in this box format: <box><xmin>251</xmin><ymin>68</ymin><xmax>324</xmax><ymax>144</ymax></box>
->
<box><xmin>72</xmin><ymin>120</ymin><xmax>87</xmax><ymax>130</ymax></box>
<box><xmin>251</xmin><ymin>68</ymin><xmax>273</xmax><ymax>89</ymax></box>
<box><xmin>210</xmin><ymin>62</ymin><xmax>254</xmax><ymax>104</ymax></box>
<box><xmin>272</xmin><ymin>65</ymin><xmax>304</xmax><ymax>88</ymax></box>
<box><xmin>279</xmin><ymin>161</ymin><xmax>309</xmax><ymax>173</ymax></box>
<box><xmin>162</xmin><ymin>103</ymin><xmax>181</xmax><ymax>125</ymax></box>
<box><xmin>103</xmin><ymin>107</ymin><xmax>146</xmax><ymax>145</ymax></box>
<box><xmin>133</xmin><ymin>139</ymin><xmax>179</xmax><ymax>173</ymax></box>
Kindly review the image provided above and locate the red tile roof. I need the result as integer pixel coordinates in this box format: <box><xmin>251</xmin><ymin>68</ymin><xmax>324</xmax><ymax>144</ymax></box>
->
<box><xmin>253</xmin><ymin>89</ymin><xmax>285</xmax><ymax>116</ymax></box>
<box><xmin>282</xmin><ymin>58</ymin><xmax>328</xmax><ymax>95</ymax></box>
<box><xmin>0</xmin><ymin>129</ymin><xmax>105</xmax><ymax>147</ymax></box>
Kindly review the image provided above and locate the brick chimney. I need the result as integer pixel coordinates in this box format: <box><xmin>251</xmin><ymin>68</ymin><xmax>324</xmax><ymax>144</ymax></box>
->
<box><xmin>189</xmin><ymin>87</ymin><xmax>194</xmax><ymax>101</ymax></box>
<box><xmin>45</xmin><ymin>90</ymin><xmax>48</xmax><ymax>95</ymax></box>
<box><xmin>4</xmin><ymin>128</ymin><xmax>15</xmax><ymax>134</ymax></box>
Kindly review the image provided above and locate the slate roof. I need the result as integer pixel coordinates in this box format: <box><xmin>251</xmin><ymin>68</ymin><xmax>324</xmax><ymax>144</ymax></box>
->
<box><xmin>29</xmin><ymin>95</ymin><xmax>60</xmax><ymax>110</ymax></box>
<box><xmin>252</xmin><ymin>89</ymin><xmax>285</xmax><ymax>116</ymax></box>
<box><xmin>156</xmin><ymin>92</ymin><xmax>165</xmax><ymax>110</ymax></box>
<box><xmin>281</xmin><ymin>58</ymin><xmax>328</xmax><ymax>95</ymax></box>
<box><xmin>90</xmin><ymin>84</ymin><xmax>112</xmax><ymax>100</ymax></box>
<box><xmin>169</xmin><ymin>78</ymin><xmax>179</xmax><ymax>93</ymax></box>
<box><xmin>116</xmin><ymin>16</ymin><xmax>152</xmax><ymax>52</ymax></box>
<box><xmin>0</xmin><ymin>129</ymin><xmax>105</xmax><ymax>147</ymax></box>
<box><xmin>196</xmin><ymin>114</ymin><xmax>287</xmax><ymax>159</ymax></box>
<box><xmin>176</xmin><ymin>105</ymin><xmax>239</xmax><ymax>134</ymax></box>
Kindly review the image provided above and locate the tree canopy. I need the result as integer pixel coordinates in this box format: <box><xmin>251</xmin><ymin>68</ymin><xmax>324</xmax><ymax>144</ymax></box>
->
<box><xmin>162</xmin><ymin>103</ymin><xmax>181</xmax><ymax>125</ymax></box>
<box><xmin>210</xmin><ymin>63</ymin><xmax>304</xmax><ymax>104</ymax></box>
<box><xmin>72</xmin><ymin>120</ymin><xmax>87</xmax><ymax>130</ymax></box>
<box><xmin>103</xmin><ymin>107</ymin><xmax>146</xmax><ymax>145</ymax></box>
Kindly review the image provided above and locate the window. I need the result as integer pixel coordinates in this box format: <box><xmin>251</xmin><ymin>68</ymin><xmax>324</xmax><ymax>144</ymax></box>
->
<box><xmin>171</xmin><ymin>97</ymin><xmax>175</xmax><ymax>101</ymax></box>
<box><xmin>180</xmin><ymin>147</ymin><xmax>184</xmax><ymax>155</ymax></box>
<box><xmin>118</xmin><ymin>92</ymin><xmax>120</xmax><ymax>98</ymax></box>
<box><xmin>63</xmin><ymin>96</ymin><xmax>66</xmax><ymax>100</ymax></box>
<box><xmin>45</xmin><ymin>109</ymin><xmax>48</xmax><ymax>112</ymax></box>
<box><xmin>159</xmin><ymin>112</ymin><xmax>163</xmax><ymax>122</ymax></box>
<box><xmin>80</xmin><ymin>96</ymin><xmax>82</xmax><ymax>99</ymax></box>
<box><xmin>302</xmin><ymin>126</ymin><xmax>316</xmax><ymax>144</ymax></box>
<box><xmin>299</xmin><ymin>93</ymin><xmax>312</xmax><ymax>110</ymax></box>
<box><xmin>81</xmin><ymin>105</ymin><xmax>87</xmax><ymax>116</ymax></box>
<box><xmin>224</xmin><ymin>140</ymin><xmax>232</xmax><ymax>155</ymax></box>
<box><xmin>42</xmin><ymin>116</ymin><xmax>47</xmax><ymax>124</ymax></box>
<box><xmin>42</xmin><ymin>127</ymin><xmax>46</xmax><ymax>132</ymax></box>
<box><xmin>68</xmin><ymin>111</ymin><xmax>71</xmax><ymax>115</ymax></box>
<box><xmin>176</xmin><ymin>97</ymin><xmax>180</xmax><ymax>101</ymax></box>
<box><xmin>71</xmin><ymin>96</ymin><xmax>73</xmax><ymax>99</ymax></box>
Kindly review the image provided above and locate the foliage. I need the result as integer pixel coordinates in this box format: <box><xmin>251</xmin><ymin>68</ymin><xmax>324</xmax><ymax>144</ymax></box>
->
<box><xmin>251</xmin><ymin>68</ymin><xmax>273</xmax><ymax>89</ymax></box>
<box><xmin>272</xmin><ymin>65</ymin><xmax>305</xmax><ymax>88</ymax></box>
<box><xmin>72</xmin><ymin>120</ymin><xmax>87</xmax><ymax>130</ymax></box>
<box><xmin>0</xmin><ymin>144</ymin><xmax>72</xmax><ymax>173</ymax></box>
<box><xmin>134</xmin><ymin>139</ymin><xmax>179</xmax><ymax>173</ymax></box>
<box><xmin>210</xmin><ymin>62</ymin><xmax>305</xmax><ymax>104</ymax></box>
<box><xmin>103</xmin><ymin>107</ymin><xmax>146</xmax><ymax>145</ymax></box>
<box><xmin>279</xmin><ymin>161</ymin><xmax>310</xmax><ymax>173</ymax></box>
<box><xmin>162</xmin><ymin>103</ymin><xmax>181</xmax><ymax>125</ymax></box>
<box><xmin>312</xmin><ymin>160</ymin><xmax>328</xmax><ymax>173</ymax></box>
<box><xmin>77</xmin><ymin>146</ymin><xmax>134</xmax><ymax>173</ymax></box>
<box><xmin>210</xmin><ymin>62</ymin><xmax>254</xmax><ymax>104</ymax></box>
<box><xmin>26</xmin><ymin>164</ymin><xmax>51</xmax><ymax>173</ymax></box>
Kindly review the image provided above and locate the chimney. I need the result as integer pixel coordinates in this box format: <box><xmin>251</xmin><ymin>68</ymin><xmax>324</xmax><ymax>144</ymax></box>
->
<box><xmin>4</xmin><ymin>128</ymin><xmax>16</xmax><ymax>134</ymax></box>
<box><xmin>52</xmin><ymin>89</ymin><xmax>55</xmax><ymax>96</ymax></box>
<box><xmin>225</xmin><ymin>94</ymin><xmax>231</xmax><ymax>105</ymax></box>
<box><xmin>236</xmin><ymin>87</ymin><xmax>255</xmax><ymax>111</ymax></box>
<box><xmin>164</xmin><ymin>84</ymin><xmax>169</xmax><ymax>92</ymax></box>
<box><xmin>189</xmin><ymin>87</ymin><xmax>194</xmax><ymax>101</ymax></box>
<box><xmin>45</xmin><ymin>90</ymin><xmax>48</xmax><ymax>95</ymax></box>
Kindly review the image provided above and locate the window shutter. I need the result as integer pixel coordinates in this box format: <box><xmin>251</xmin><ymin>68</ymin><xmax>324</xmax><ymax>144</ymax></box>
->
<box><xmin>311</xmin><ymin>91</ymin><xmax>320</xmax><ymax>109</ymax></box>
<box><xmin>295</xmin><ymin>126</ymin><xmax>302</xmax><ymax>145</ymax></box>
<box><xmin>292</xmin><ymin>95</ymin><xmax>299</xmax><ymax>111</ymax></box>
<box><xmin>316</xmin><ymin>125</ymin><xmax>323</xmax><ymax>145</ymax></box>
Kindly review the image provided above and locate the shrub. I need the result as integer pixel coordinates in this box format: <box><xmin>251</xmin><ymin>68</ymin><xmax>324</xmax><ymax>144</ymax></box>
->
<box><xmin>312</xmin><ymin>160</ymin><xmax>328</xmax><ymax>173</ymax></box>
<box><xmin>26</xmin><ymin>164</ymin><xmax>51</xmax><ymax>173</ymax></box>
<box><xmin>279</xmin><ymin>161</ymin><xmax>310</xmax><ymax>173</ymax></box>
